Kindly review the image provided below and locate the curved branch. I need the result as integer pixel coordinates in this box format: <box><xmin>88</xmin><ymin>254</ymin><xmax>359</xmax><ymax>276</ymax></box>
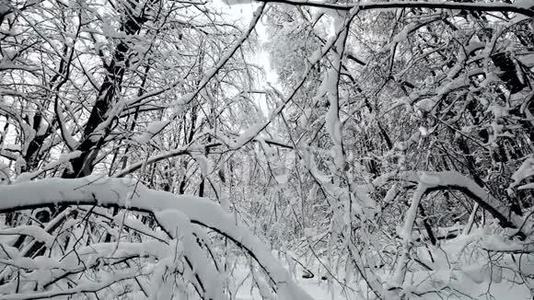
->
<box><xmin>374</xmin><ymin>171</ymin><xmax>532</xmax><ymax>236</ymax></box>
<box><xmin>0</xmin><ymin>176</ymin><xmax>313</xmax><ymax>300</ymax></box>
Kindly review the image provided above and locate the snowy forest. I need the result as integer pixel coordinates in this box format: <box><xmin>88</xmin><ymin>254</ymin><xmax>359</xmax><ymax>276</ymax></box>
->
<box><xmin>0</xmin><ymin>0</ymin><xmax>534</xmax><ymax>298</ymax></box>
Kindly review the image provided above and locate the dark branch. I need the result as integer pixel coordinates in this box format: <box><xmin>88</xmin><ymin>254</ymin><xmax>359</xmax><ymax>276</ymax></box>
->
<box><xmin>256</xmin><ymin>0</ymin><xmax>534</xmax><ymax>17</ymax></box>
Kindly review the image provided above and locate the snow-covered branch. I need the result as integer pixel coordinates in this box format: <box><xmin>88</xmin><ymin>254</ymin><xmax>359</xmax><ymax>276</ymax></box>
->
<box><xmin>0</xmin><ymin>177</ymin><xmax>313</xmax><ymax>299</ymax></box>
<box><xmin>374</xmin><ymin>170</ymin><xmax>532</xmax><ymax>235</ymax></box>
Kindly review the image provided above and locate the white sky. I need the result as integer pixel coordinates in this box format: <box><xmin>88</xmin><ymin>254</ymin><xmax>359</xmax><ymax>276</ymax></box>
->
<box><xmin>212</xmin><ymin>0</ymin><xmax>278</xmax><ymax>85</ymax></box>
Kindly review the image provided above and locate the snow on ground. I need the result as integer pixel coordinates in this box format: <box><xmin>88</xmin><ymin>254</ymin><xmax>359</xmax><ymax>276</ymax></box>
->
<box><xmin>233</xmin><ymin>267</ymin><xmax>358</xmax><ymax>300</ymax></box>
